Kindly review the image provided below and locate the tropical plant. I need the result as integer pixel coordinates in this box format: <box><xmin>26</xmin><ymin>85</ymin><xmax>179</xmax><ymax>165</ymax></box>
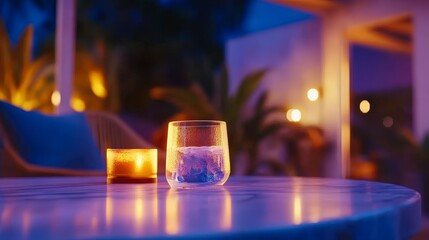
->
<box><xmin>0</xmin><ymin>21</ymin><xmax>55</xmax><ymax>112</ymax></box>
<box><xmin>0</xmin><ymin>20</ymin><xmax>109</xmax><ymax>113</ymax></box>
<box><xmin>150</xmin><ymin>68</ymin><xmax>287</xmax><ymax>174</ymax></box>
<box><xmin>240</xmin><ymin>92</ymin><xmax>287</xmax><ymax>174</ymax></box>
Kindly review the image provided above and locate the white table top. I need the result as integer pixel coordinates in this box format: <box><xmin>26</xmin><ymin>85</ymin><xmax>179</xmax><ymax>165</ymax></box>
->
<box><xmin>0</xmin><ymin>176</ymin><xmax>421</xmax><ymax>239</ymax></box>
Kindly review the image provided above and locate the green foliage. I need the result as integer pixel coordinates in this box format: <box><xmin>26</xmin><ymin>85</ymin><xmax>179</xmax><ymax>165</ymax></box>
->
<box><xmin>150</xmin><ymin>68</ymin><xmax>287</xmax><ymax>174</ymax></box>
<box><xmin>223</xmin><ymin>69</ymin><xmax>266</xmax><ymax>132</ymax></box>
<box><xmin>240</xmin><ymin>92</ymin><xmax>286</xmax><ymax>174</ymax></box>
<box><xmin>0</xmin><ymin>21</ymin><xmax>55</xmax><ymax>112</ymax></box>
<box><xmin>150</xmin><ymin>83</ymin><xmax>218</xmax><ymax>120</ymax></box>
<box><xmin>0</xmin><ymin>20</ymin><xmax>110</xmax><ymax>113</ymax></box>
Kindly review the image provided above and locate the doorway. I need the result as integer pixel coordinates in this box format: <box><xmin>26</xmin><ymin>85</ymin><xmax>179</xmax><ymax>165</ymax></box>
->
<box><xmin>347</xmin><ymin>16</ymin><xmax>416</xmax><ymax>185</ymax></box>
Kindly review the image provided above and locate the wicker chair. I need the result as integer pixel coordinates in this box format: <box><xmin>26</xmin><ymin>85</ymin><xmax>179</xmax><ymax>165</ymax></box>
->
<box><xmin>0</xmin><ymin>111</ymin><xmax>164</xmax><ymax>177</ymax></box>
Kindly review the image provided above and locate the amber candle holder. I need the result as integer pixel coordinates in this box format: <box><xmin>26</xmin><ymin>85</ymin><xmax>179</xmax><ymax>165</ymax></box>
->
<box><xmin>107</xmin><ymin>149</ymin><xmax>157</xmax><ymax>183</ymax></box>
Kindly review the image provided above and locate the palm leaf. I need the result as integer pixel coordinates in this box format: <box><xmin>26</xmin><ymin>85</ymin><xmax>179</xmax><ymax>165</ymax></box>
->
<box><xmin>257</xmin><ymin>122</ymin><xmax>286</xmax><ymax>140</ymax></box>
<box><xmin>255</xmin><ymin>91</ymin><xmax>269</xmax><ymax>113</ymax></box>
<box><xmin>13</xmin><ymin>25</ymin><xmax>33</xmax><ymax>88</ymax></box>
<box><xmin>215</xmin><ymin>65</ymin><xmax>229</xmax><ymax>113</ymax></box>
<box><xmin>19</xmin><ymin>53</ymin><xmax>54</xmax><ymax>98</ymax></box>
<box><xmin>250</xmin><ymin>105</ymin><xmax>286</xmax><ymax>129</ymax></box>
<box><xmin>30</xmin><ymin>83</ymin><xmax>55</xmax><ymax>110</ymax></box>
<box><xmin>26</xmin><ymin>73</ymin><xmax>54</xmax><ymax>102</ymax></box>
<box><xmin>233</xmin><ymin>69</ymin><xmax>266</xmax><ymax>111</ymax></box>
<box><xmin>248</xmin><ymin>91</ymin><xmax>285</xmax><ymax>127</ymax></box>
<box><xmin>150</xmin><ymin>84</ymin><xmax>219</xmax><ymax>119</ymax></box>
<box><xmin>0</xmin><ymin>20</ymin><xmax>15</xmax><ymax>97</ymax></box>
<box><xmin>225</xmin><ymin>69</ymin><xmax>267</xmax><ymax>126</ymax></box>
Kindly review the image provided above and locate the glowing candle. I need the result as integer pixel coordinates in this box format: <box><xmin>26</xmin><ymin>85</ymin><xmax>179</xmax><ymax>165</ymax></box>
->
<box><xmin>107</xmin><ymin>149</ymin><xmax>157</xmax><ymax>183</ymax></box>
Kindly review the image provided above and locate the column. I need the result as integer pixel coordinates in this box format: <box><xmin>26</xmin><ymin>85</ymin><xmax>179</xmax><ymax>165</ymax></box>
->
<box><xmin>55</xmin><ymin>0</ymin><xmax>76</xmax><ymax>114</ymax></box>
<box><xmin>413</xmin><ymin>6</ymin><xmax>429</xmax><ymax>141</ymax></box>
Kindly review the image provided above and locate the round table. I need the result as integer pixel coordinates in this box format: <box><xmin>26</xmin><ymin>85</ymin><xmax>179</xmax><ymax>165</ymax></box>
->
<box><xmin>0</xmin><ymin>176</ymin><xmax>421</xmax><ymax>239</ymax></box>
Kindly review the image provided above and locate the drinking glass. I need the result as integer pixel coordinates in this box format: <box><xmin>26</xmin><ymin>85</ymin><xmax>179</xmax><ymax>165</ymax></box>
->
<box><xmin>166</xmin><ymin>120</ymin><xmax>230</xmax><ymax>189</ymax></box>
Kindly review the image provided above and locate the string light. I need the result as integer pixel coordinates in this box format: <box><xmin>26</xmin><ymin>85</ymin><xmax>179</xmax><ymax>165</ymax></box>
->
<box><xmin>359</xmin><ymin>100</ymin><xmax>370</xmax><ymax>114</ymax></box>
<box><xmin>51</xmin><ymin>91</ymin><xmax>61</xmax><ymax>106</ymax></box>
<box><xmin>287</xmin><ymin>109</ymin><xmax>301</xmax><ymax>122</ymax></box>
<box><xmin>307</xmin><ymin>88</ymin><xmax>319</xmax><ymax>101</ymax></box>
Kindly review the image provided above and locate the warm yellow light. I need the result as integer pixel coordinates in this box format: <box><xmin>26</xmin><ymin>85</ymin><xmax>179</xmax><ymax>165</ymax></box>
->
<box><xmin>89</xmin><ymin>70</ymin><xmax>107</xmax><ymax>98</ymax></box>
<box><xmin>292</xmin><ymin>182</ymin><xmax>302</xmax><ymax>224</ymax></box>
<box><xmin>106</xmin><ymin>149</ymin><xmax>158</xmax><ymax>183</ymax></box>
<box><xmin>307</xmin><ymin>88</ymin><xmax>319</xmax><ymax>101</ymax></box>
<box><xmin>134</xmin><ymin>187</ymin><xmax>144</xmax><ymax>234</ymax></box>
<box><xmin>359</xmin><ymin>100</ymin><xmax>370</xmax><ymax>114</ymax></box>
<box><xmin>22</xmin><ymin>101</ymin><xmax>33</xmax><ymax>111</ymax></box>
<box><xmin>135</xmin><ymin>154</ymin><xmax>143</xmax><ymax>171</ymax></box>
<box><xmin>293</xmin><ymin>195</ymin><xmax>302</xmax><ymax>224</ymax></box>
<box><xmin>287</xmin><ymin>109</ymin><xmax>301</xmax><ymax>122</ymax></box>
<box><xmin>153</xmin><ymin>189</ymin><xmax>159</xmax><ymax>227</ymax></box>
<box><xmin>105</xmin><ymin>190</ymin><xmax>113</xmax><ymax>227</ymax></box>
<box><xmin>166</xmin><ymin>189</ymin><xmax>179</xmax><ymax>235</ymax></box>
<box><xmin>12</xmin><ymin>93</ymin><xmax>24</xmax><ymax>106</ymax></box>
<box><xmin>71</xmin><ymin>97</ymin><xmax>86</xmax><ymax>112</ymax></box>
<box><xmin>221</xmin><ymin>190</ymin><xmax>232</xmax><ymax>230</ymax></box>
<box><xmin>51</xmin><ymin>90</ymin><xmax>61</xmax><ymax>106</ymax></box>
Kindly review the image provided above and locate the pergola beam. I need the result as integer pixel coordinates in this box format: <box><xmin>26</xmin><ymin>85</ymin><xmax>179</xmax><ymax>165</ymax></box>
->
<box><xmin>346</xmin><ymin>27</ymin><xmax>412</xmax><ymax>53</ymax></box>
<box><xmin>270</xmin><ymin>0</ymin><xmax>340</xmax><ymax>14</ymax></box>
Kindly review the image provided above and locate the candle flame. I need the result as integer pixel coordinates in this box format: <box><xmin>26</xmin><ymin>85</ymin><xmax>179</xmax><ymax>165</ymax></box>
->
<box><xmin>135</xmin><ymin>154</ymin><xmax>143</xmax><ymax>172</ymax></box>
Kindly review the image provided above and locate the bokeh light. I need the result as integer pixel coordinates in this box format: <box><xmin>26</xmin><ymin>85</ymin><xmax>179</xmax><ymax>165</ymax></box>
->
<box><xmin>287</xmin><ymin>109</ymin><xmax>301</xmax><ymax>122</ymax></box>
<box><xmin>89</xmin><ymin>70</ymin><xmax>107</xmax><ymax>98</ymax></box>
<box><xmin>307</xmin><ymin>88</ymin><xmax>319</xmax><ymax>101</ymax></box>
<box><xmin>51</xmin><ymin>91</ymin><xmax>61</xmax><ymax>107</ymax></box>
<box><xmin>383</xmin><ymin>116</ymin><xmax>393</xmax><ymax>128</ymax></box>
<box><xmin>359</xmin><ymin>100</ymin><xmax>370</xmax><ymax>114</ymax></box>
<box><xmin>71</xmin><ymin>97</ymin><xmax>86</xmax><ymax>112</ymax></box>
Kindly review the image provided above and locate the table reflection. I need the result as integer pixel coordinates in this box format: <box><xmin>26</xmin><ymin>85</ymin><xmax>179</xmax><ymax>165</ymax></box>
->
<box><xmin>105</xmin><ymin>184</ymin><xmax>160</xmax><ymax>235</ymax></box>
<box><xmin>165</xmin><ymin>189</ymin><xmax>179</xmax><ymax>235</ymax></box>
<box><xmin>0</xmin><ymin>179</ymin><xmax>362</xmax><ymax>236</ymax></box>
<box><xmin>221</xmin><ymin>190</ymin><xmax>232</xmax><ymax>230</ymax></box>
<box><xmin>0</xmin><ymin>183</ymin><xmax>233</xmax><ymax>238</ymax></box>
<box><xmin>165</xmin><ymin>188</ymin><xmax>232</xmax><ymax>235</ymax></box>
<box><xmin>292</xmin><ymin>190</ymin><xmax>302</xmax><ymax>224</ymax></box>
<box><xmin>289</xmin><ymin>178</ymin><xmax>351</xmax><ymax>224</ymax></box>
<box><xmin>1</xmin><ymin>205</ymin><xmax>11</xmax><ymax>227</ymax></box>
<box><xmin>0</xmin><ymin>177</ymin><xmax>420</xmax><ymax>239</ymax></box>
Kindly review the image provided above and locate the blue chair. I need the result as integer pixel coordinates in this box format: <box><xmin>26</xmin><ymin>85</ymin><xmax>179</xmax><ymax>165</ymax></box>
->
<box><xmin>0</xmin><ymin>101</ymin><xmax>163</xmax><ymax>177</ymax></box>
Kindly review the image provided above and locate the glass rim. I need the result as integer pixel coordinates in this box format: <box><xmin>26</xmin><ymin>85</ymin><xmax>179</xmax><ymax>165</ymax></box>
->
<box><xmin>169</xmin><ymin>120</ymin><xmax>226</xmax><ymax>125</ymax></box>
<box><xmin>106</xmin><ymin>148</ymin><xmax>158</xmax><ymax>152</ymax></box>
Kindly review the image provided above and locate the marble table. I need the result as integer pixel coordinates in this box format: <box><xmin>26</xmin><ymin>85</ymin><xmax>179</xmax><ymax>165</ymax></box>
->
<box><xmin>0</xmin><ymin>176</ymin><xmax>421</xmax><ymax>239</ymax></box>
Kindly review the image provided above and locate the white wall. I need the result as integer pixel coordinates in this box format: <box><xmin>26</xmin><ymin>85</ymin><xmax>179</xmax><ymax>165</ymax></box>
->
<box><xmin>226</xmin><ymin>0</ymin><xmax>429</xmax><ymax>178</ymax></box>
<box><xmin>413</xmin><ymin>5</ymin><xmax>429</xmax><ymax>141</ymax></box>
<box><xmin>226</xmin><ymin>19</ymin><xmax>322</xmax><ymax>125</ymax></box>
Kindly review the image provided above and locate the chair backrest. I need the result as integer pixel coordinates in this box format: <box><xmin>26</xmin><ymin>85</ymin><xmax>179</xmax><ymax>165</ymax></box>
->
<box><xmin>0</xmin><ymin>127</ymin><xmax>104</xmax><ymax>177</ymax></box>
<box><xmin>0</xmin><ymin>110</ymin><xmax>164</xmax><ymax>176</ymax></box>
<box><xmin>0</xmin><ymin>126</ymin><xmax>24</xmax><ymax>177</ymax></box>
<box><xmin>85</xmin><ymin>111</ymin><xmax>166</xmax><ymax>174</ymax></box>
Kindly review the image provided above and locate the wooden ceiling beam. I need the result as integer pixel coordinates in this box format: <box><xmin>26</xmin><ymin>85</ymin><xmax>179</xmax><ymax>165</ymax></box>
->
<box><xmin>346</xmin><ymin>27</ymin><xmax>412</xmax><ymax>53</ymax></box>
<box><xmin>380</xmin><ymin>21</ymin><xmax>413</xmax><ymax>35</ymax></box>
<box><xmin>269</xmin><ymin>0</ymin><xmax>340</xmax><ymax>14</ymax></box>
